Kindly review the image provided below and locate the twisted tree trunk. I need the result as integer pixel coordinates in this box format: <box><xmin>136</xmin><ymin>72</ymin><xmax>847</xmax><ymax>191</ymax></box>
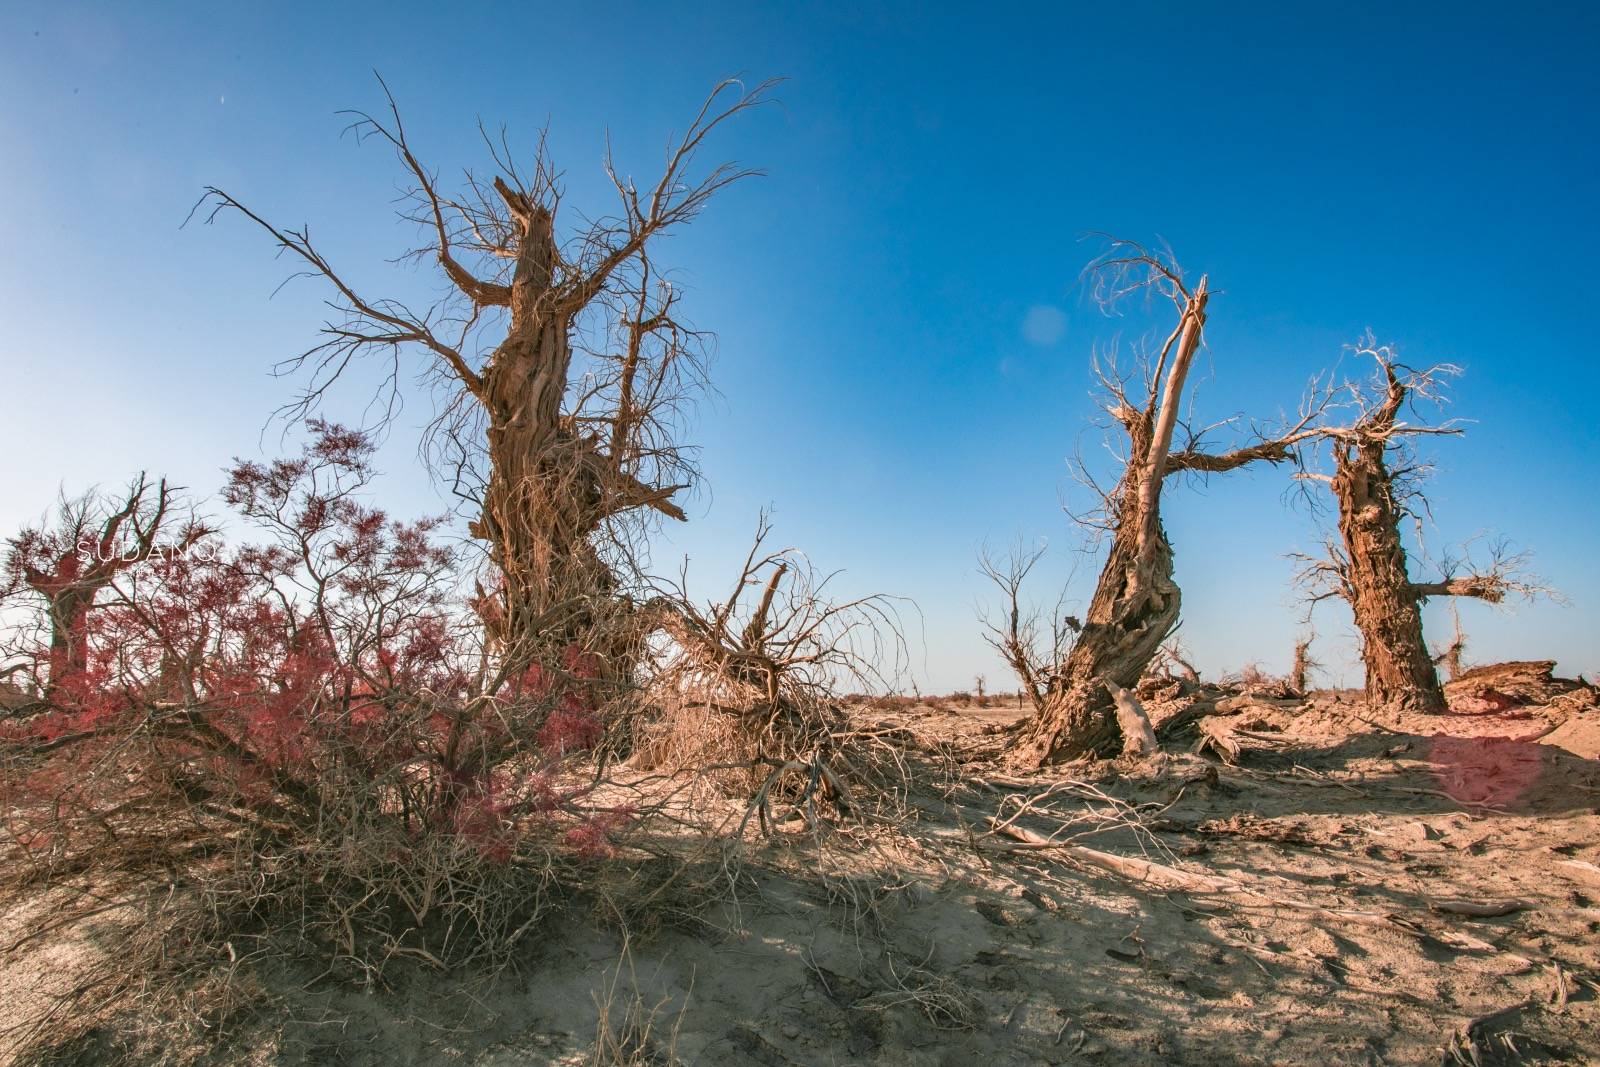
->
<box><xmin>469</xmin><ymin>201</ymin><xmax>649</xmax><ymax>671</ymax></box>
<box><xmin>472</xmin><ymin>205</ymin><xmax>584</xmax><ymax>651</ymax></box>
<box><xmin>1317</xmin><ymin>357</ymin><xmax>1519</xmax><ymax>714</ymax></box>
<box><xmin>207</xmin><ymin>81</ymin><xmax>770</xmax><ymax>680</ymax></box>
<box><xmin>1008</xmin><ymin>455</ymin><xmax>1184</xmax><ymax>763</ymax></box>
<box><xmin>1008</xmin><ymin>277</ymin><xmax>1208</xmax><ymax>765</ymax></box>
<box><xmin>1333</xmin><ymin>440</ymin><xmax>1446</xmax><ymax>713</ymax></box>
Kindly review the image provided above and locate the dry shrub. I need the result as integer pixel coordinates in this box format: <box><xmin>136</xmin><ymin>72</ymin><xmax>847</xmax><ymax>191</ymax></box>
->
<box><xmin>0</xmin><ymin>455</ymin><xmax>918</xmax><ymax>1061</ymax></box>
<box><xmin>627</xmin><ymin>515</ymin><xmax>906</xmax><ymax>832</ymax></box>
<box><xmin>0</xmin><ymin>425</ymin><xmax>649</xmax><ymax>1058</ymax></box>
<box><xmin>1218</xmin><ymin>662</ymin><xmax>1300</xmax><ymax>700</ymax></box>
<box><xmin>862</xmin><ymin>949</ymin><xmax>979</xmax><ymax>1031</ymax></box>
<box><xmin>1146</xmin><ymin>638</ymin><xmax>1201</xmax><ymax>684</ymax></box>
<box><xmin>588</xmin><ymin>941</ymin><xmax>687</xmax><ymax>1067</ymax></box>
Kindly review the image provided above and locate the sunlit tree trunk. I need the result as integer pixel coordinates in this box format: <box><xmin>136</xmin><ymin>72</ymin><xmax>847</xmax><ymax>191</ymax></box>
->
<box><xmin>1008</xmin><ymin>275</ymin><xmax>1207</xmax><ymax>764</ymax></box>
<box><xmin>1332</xmin><ymin>436</ymin><xmax>1446</xmax><ymax>713</ymax></box>
<box><xmin>207</xmin><ymin>80</ymin><xmax>771</xmax><ymax>675</ymax></box>
<box><xmin>1306</xmin><ymin>349</ymin><xmax>1532</xmax><ymax>713</ymax></box>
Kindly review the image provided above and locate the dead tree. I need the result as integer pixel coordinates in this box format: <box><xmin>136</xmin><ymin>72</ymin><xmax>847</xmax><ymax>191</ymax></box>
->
<box><xmin>199</xmin><ymin>77</ymin><xmax>774</xmax><ymax>672</ymax></box>
<box><xmin>1289</xmin><ymin>631</ymin><xmax>1320</xmax><ymax>694</ymax></box>
<box><xmin>1153</xmin><ymin>637</ymin><xmax>1201</xmax><ymax>683</ymax></box>
<box><xmin>978</xmin><ymin>542</ymin><xmax>1077</xmax><ymax>718</ymax></box>
<box><xmin>1433</xmin><ymin>608</ymin><xmax>1467</xmax><ymax>681</ymax></box>
<box><xmin>2</xmin><ymin>476</ymin><xmax>184</xmax><ymax>692</ymax></box>
<box><xmin>1295</xmin><ymin>342</ymin><xmax>1541</xmax><ymax>713</ymax></box>
<box><xmin>995</xmin><ymin>240</ymin><xmax>1326</xmax><ymax>765</ymax></box>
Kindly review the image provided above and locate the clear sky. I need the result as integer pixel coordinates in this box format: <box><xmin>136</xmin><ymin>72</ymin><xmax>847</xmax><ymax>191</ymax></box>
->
<box><xmin>2</xmin><ymin>2</ymin><xmax>1596</xmax><ymax>692</ymax></box>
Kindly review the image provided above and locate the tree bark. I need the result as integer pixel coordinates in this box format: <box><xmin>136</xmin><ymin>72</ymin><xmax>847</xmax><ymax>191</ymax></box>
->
<box><xmin>1007</xmin><ymin>277</ymin><xmax>1207</xmax><ymax>765</ymax></box>
<box><xmin>1332</xmin><ymin>440</ymin><xmax>1447</xmax><ymax>713</ymax></box>
<box><xmin>468</xmin><ymin>203</ymin><xmax>628</xmax><ymax>669</ymax></box>
<box><xmin>1008</xmin><ymin>497</ymin><xmax>1183</xmax><ymax>763</ymax></box>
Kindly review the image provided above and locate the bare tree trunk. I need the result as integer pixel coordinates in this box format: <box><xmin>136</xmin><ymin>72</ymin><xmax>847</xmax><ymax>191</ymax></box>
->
<box><xmin>469</xmin><ymin>209</ymin><xmax>584</xmax><ymax>652</ymax></box>
<box><xmin>1008</xmin><ymin>277</ymin><xmax>1208</xmax><ymax>764</ymax></box>
<box><xmin>1289</xmin><ymin>633</ymin><xmax>1315</xmax><ymax>694</ymax></box>
<box><xmin>206</xmin><ymin>80</ymin><xmax>771</xmax><ymax>679</ymax></box>
<box><xmin>467</xmin><ymin>197</ymin><xmax>675</xmax><ymax>672</ymax></box>
<box><xmin>463</xmin><ymin>206</ymin><xmax>590</xmax><ymax>663</ymax></box>
<box><xmin>1009</xmin><ymin>503</ymin><xmax>1182</xmax><ymax>762</ymax></box>
<box><xmin>1304</xmin><ymin>347</ymin><xmax>1538</xmax><ymax>714</ymax></box>
<box><xmin>1333</xmin><ymin>441</ymin><xmax>1446</xmax><ymax>713</ymax></box>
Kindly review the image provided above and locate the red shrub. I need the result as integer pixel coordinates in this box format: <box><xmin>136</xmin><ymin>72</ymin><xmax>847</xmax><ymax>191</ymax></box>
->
<box><xmin>1</xmin><ymin>422</ymin><xmax>633</xmax><ymax>970</ymax></box>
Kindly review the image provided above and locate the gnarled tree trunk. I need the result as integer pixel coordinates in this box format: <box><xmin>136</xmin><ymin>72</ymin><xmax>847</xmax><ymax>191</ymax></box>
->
<box><xmin>1333</xmin><ymin>439</ymin><xmax>1446</xmax><ymax>713</ymax></box>
<box><xmin>469</xmin><ymin>203</ymin><xmax>611</xmax><ymax>661</ymax></box>
<box><xmin>207</xmin><ymin>81</ymin><xmax>770</xmax><ymax>678</ymax></box>
<box><xmin>1007</xmin><ymin>273</ymin><xmax>1208</xmax><ymax>764</ymax></box>
<box><xmin>1009</xmin><ymin>506</ymin><xmax>1181</xmax><ymax>763</ymax></box>
<box><xmin>468</xmin><ymin>202</ymin><xmax>688</xmax><ymax>671</ymax></box>
<box><xmin>1308</xmin><ymin>348</ymin><xmax>1530</xmax><ymax>714</ymax></box>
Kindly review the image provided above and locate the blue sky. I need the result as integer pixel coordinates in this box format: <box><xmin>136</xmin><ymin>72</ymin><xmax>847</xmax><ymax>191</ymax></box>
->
<box><xmin>2</xmin><ymin>2</ymin><xmax>1596</xmax><ymax>691</ymax></box>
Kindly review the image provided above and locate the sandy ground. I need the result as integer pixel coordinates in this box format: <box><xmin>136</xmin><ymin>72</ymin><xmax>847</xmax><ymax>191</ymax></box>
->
<box><xmin>4</xmin><ymin>681</ymin><xmax>1598</xmax><ymax>1066</ymax></box>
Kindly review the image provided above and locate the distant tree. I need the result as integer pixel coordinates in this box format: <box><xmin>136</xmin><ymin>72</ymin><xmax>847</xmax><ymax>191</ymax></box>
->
<box><xmin>1289</xmin><ymin>630</ymin><xmax>1319</xmax><ymax>695</ymax></box>
<box><xmin>199</xmin><ymin>77</ymin><xmax>775</xmax><ymax>676</ymax></box>
<box><xmin>1433</xmin><ymin>608</ymin><xmax>1468</xmax><ymax>682</ymax></box>
<box><xmin>992</xmin><ymin>240</ymin><xmax>1327</xmax><ymax>765</ymax></box>
<box><xmin>3</xmin><ymin>475</ymin><xmax>195</xmax><ymax>694</ymax></box>
<box><xmin>1294</xmin><ymin>342</ymin><xmax>1544</xmax><ymax>712</ymax></box>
